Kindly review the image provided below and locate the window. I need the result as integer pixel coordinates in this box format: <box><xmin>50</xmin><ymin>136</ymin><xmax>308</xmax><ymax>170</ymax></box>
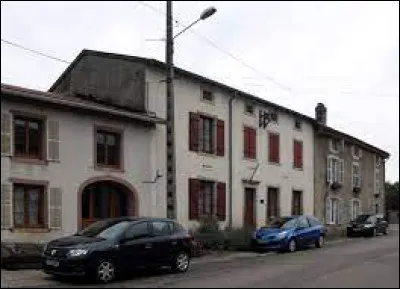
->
<box><xmin>189</xmin><ymin>113</ymin><xmax>224</xmax><ymax>156</ymax></box>
<box><xmin>202</xmin><ymin>90</ymin><xmax>214</xmax><ymax>102</ymax></box>
<box><xmin>292</xmin><ymin>190</ymin><xmax>303</xmax><ymax>215</ymax></box>
<box><xmin>351</xmin><ymin>199</ymin><xmax>361</xmax><ymax>220</ymax></box>
<box><xmin>327</xmin><ymin>156</ymin><xmax>344</xmax><ymax>184</ymax></box>
<box><xmin>326</xmin><ymin>197</ymin><xmax>340</xmax><ymax>225</ymax></box>
<box><xmin>13</xmin><ymin>184</ymin><xmax>45</xmax><ymax>228</ymax></box>
<box><xmin>96</xmin><ymin>130</ymin><xmax>121</xmax><ymax>167</ymax></box>
<box><xmin>307</xmin><ymin>216</ymin><xmax>321</xmax><ymax>227</ymax></box>
<box><xmin>245</xmin><ymin>103</ymin><xmax>254</xmax><ymax>115</ymax></box>
<box><xmin>352</xmin><ymin>145</ymin><xmax>362</xmax><ymax>159</ymax></box>
<box><xmin>293</xmin><ymin>140</ymin><xmax>303</xmax><ymax>169</ymax></box>
<box><xmin>352</xmin><ymin>163</ymin><xmax>361</xmax><ymax>188</ymax></box>
<box><xmin>199</xmin><ymin>116</ymin><xmax>214</xmax><ymax>154</ymax></box>
<box><xmin>243</xmin><ymin>126</ymin><xmax>256</xmax><ymax>159</ymax></box>
<box><xmin>151</xmin><ymin>221</ymin><xmax>173</xmax><ymax>236</ymax></box>
<box><xmin>329</xmin><ymin>139</ymin><xmax>341</xmax><ymax>153</ymax></box>
<box><xmin>268</xmin><ymin>133</ymin><xmax>280</xmax><ymax>163</ymax></box>
<box><xmin>124</xmin><ymin>221</ymin><xmax>149</xmax><ymax>239</ymax></box>
<box><xmin>294</xmin><ymin>119</ymin><xmax>302</xmax><ymax>130</ymax></box>
<box><xmin>267</xmin><ymin>187</ymin><xmax>279</xmax><ymax>221</ymax></box>
<box><xmin>298</xmin><ymin>216</ymin><xmax>309</xmax><ymax>228</ymax></box>
<box><xmin>13</xmin><ymin>116</ymin><xmax>43</xmax><ymax>159</ymax></box>
<box><xmin>189</xmin><ymin>179</ymin><xmax>226</xmax><ymax>221</ymax></box>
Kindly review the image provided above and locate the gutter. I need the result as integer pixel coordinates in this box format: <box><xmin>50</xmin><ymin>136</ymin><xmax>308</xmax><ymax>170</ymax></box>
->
<box><xmin>228</xmin><ymin>92</ymin><xmax>237</xmax><ymax>228</ymax></box>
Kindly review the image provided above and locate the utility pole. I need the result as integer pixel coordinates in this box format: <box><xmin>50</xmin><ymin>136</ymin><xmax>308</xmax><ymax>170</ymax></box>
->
<box><xmin>166</xmin><ymin>0</ymin><xmax>176</xmax><ymax>219</ymax></box>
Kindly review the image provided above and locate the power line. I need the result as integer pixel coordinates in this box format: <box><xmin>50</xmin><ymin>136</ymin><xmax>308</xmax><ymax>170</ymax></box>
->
<box><xmin>137</xmin><ymin>1</ymin><xmax>292</xmax><ymax>93</ymax></box>
<box><xmin>1</xmin><ymin>39</ymin><xmax>71</xmax><ymax>64</ymax></box>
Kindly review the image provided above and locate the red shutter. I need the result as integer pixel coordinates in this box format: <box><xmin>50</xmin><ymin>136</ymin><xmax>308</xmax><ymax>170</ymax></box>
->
<box><xmin>189</xmin><ymin>179</ymin><xmax>200</xmax><ymax>220</ymax></box>
<box><xmin>294</xmin><ymin>140</ymin><xmax>303</xmax><ymax>168</ymax></box>
<box><xmin>275</xmin><ymin>134</ymin><xmax>280</xmax><ymax>163</ymax></box>
<box><xmin>293</xmin><ymin>140</ymin><xmax>298</xmax><ymax>168</ymax></box>
<box><xmin>243</xmin><ymin>127</ymin><xmax>248</xmax><ymax>158</ymax></box>
<box><xmin>216</xmin><ymin>182</ymin><xmax>226</xmax><ymax>221</ymax></box>
<box><xmin>269</xmin><ymin>133</ymin><xmax>280</xmax><ymax>163</ymax></box>
<box><xmin>189</xmin><ymin>112</ymin><xmax>199</xmax><ymax>151</ymax></box>
<box><xmin>249</xmin><ymin>128</ymin><xmax>256</xmax><ymax>159</ymax></box>
<box><xmin>216</xmin><ymin>119</ymin><xmax>225</xmax><ymax>156</ymax></box>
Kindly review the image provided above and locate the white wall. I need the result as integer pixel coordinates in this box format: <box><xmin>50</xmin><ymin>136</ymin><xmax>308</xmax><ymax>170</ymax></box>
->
<box><xmin>146</xmin><ymin>68</ymin><xmax>314</xmax><ymax>230</ymax></box>
<box><xmin>1</xmin><ymin>99</ymin><xmax>166</xmax><ymax>243</ymax></box>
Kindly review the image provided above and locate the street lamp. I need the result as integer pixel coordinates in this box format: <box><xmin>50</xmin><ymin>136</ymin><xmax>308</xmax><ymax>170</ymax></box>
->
<box><xmin>165</xmin><ymin>1</ymin><xmax>217</xmax><ymax>219</ymax></box>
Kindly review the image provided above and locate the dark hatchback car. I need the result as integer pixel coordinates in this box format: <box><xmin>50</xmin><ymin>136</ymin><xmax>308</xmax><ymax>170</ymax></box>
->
<box><xmin>251</xmin><ymin>215</ymin><xmax>327</xmax><ymax>253</ymax></box>
<box><xmin>346</xmin><ymin>214</ymin><xmax>388</xmax><ymax>237</ymax></box>
<box><xmin>42</xmin><ymin>217</ymin><xmax>193</xmax><ymax>283</ymax></box>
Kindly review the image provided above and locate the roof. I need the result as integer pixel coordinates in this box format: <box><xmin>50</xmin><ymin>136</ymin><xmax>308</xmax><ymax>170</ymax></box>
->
<box><xmin>1</xmin><ymin>83</ymin><xmax>166</xmax><ymax>125</ymax></box>
<box><xmin>50</xmin><ymin>49</ymin><xmax>389</xmax><ymax>159</ymax></box>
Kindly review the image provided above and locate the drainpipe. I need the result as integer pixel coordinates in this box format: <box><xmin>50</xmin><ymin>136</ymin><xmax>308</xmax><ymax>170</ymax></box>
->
<box><xmin>228</xmin><ymin>92</ymin><xmax>237</xmax><ymax>229</ymax></box>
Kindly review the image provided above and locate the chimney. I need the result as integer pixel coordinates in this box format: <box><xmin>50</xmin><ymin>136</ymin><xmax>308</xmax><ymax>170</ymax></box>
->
<box><xmin>315</xmin><ymin>103</ymin><xmax>327</xmax><ymax>125</ymax></box>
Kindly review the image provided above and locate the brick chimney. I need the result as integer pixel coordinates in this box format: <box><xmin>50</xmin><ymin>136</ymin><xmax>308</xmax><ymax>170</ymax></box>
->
<box><xmin>315</xmin><ymin>103</ymin><xmax>327</xmax><ymax>125</ymax></box>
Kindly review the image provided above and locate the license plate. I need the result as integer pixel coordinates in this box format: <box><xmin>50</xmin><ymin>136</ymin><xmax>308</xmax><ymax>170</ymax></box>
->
<box><xmin>45</xmin><ymin>259</ymin><xmax>59</xmax><ymax>267</ymax></box>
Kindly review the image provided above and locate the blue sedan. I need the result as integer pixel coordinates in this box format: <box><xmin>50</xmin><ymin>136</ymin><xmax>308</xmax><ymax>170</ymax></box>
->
<box><xmin>251</xmin><ymin>215</ymin><xmax>327</xmax><ymax>253</ymax></box>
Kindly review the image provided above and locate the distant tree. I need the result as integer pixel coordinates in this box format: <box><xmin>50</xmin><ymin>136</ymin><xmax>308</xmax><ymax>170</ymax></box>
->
<box><xmin>385</xmin><ymin>181</ymin><xmax>399</xmax><ymax>211</ymax></box>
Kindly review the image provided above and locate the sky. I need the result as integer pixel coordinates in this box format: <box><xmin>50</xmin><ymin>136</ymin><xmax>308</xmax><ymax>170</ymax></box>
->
<box><xmin>1</xmin><ymin>1</ymin><xmax>399</xmax><ymax>182</ymax></box>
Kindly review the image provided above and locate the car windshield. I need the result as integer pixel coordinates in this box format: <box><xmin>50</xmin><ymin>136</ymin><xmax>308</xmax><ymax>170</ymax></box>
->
<box><xmin>76</xmin><ymin>220</ymin><xmax>131</xmax><ymax>239</ymax></box>
<box><xmin>354</xmin><ymin>215</ymin><xmax>373</xmax><ymax>223</ymax></box>
<box><xmin>267</xmin><ymin>217</ymin><xmax>297</xmax><ymax>229</ymax></box>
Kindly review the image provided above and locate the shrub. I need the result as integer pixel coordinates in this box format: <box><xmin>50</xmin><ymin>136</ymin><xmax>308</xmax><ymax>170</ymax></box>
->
<box><xmin>223</xmin><ymin>227</ymin><xmax>254</xmax><ymax>251</ymax></box>
<box><xmin>192</xmin><ymin>217</ymin><xmax>225</xmax><ymax>253</ymax></box>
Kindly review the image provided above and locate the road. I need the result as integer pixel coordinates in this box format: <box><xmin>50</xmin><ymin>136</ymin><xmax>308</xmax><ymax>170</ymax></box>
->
<box><xmin>2</xmin><ymin>231</ymin><xmax>399</xmax><ymax>288</ymax></box>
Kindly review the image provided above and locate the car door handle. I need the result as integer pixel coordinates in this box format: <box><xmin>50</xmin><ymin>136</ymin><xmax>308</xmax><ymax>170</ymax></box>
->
<box><xmin>145</xmin><ymin>243</ymin><xmax>153</xmax><ymax>249</ymax></box>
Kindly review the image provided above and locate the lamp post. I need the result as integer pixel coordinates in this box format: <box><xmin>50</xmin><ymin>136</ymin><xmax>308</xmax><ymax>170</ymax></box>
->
<box><xmin>165</xmin><ymin>1</ymin><xmax>216</xmax><ymax>219</ymax></box>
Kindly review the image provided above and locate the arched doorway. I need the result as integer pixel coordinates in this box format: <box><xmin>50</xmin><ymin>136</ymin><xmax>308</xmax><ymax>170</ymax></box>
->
<box><xmin>78</xmin><ymin>177</ymin><xmax>138</xmax><ymax>229</ymax></box>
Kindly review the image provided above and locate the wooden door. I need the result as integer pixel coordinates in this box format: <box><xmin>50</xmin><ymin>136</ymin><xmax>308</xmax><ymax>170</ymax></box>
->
<box><xmin>244</xmin><ymin>188</ymin><xmax>256</xmax><ymax>228</ymax></box>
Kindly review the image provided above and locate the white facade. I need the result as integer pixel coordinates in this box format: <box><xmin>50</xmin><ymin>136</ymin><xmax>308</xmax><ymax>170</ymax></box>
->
<box><xmin>1</xmin><ymin>97</ymin><xmax>166</xmax><ymax>243</ymax></box>
<box><xmin>146</xmin><ymin>68</ymin><xmax>314</xmax><ymax>229</ymax></box>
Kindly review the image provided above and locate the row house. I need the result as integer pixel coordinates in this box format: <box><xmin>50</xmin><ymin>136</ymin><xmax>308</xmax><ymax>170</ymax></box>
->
<box><xmin>1</xmin><ymin>83</ymin><xmax>166</xmax><ymax>243</ymax></box>
<box><xmin>313</xmin><ymin>103</ymin><xmax>389</xmax><ymax>235</ymax></box>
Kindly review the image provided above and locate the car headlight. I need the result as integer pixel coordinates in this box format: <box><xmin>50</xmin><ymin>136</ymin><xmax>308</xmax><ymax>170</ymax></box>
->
<box><xmin>363</xmin><ymin>224</ymin><xmax>374</xmax><ymax>228</ymax></box>
<box><xmin>67</xmin><ymin>249</ymin><xmax>89</xmax><ymax>257</ymax></box>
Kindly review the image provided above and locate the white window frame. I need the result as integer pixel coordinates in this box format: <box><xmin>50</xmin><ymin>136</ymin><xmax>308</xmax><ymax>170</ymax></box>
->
<box><xmin>327</xmin><ymin>155</ymin><xmax>344</xmax><ymax>184</ymax></box>
<box><xmin>326</xmin><ymin>197</ymin><xmax>341</xmax><ymax>225</ymax></box>
<box><xmin>350</xmin><ymin>198</ymin><xmax>361</xmax><ymax>221</ymax></box>
<box><xmin>200</xmin><ymin>89</ymin><xmax>215</xmax><ymax>104</ymax></box>
<box><xmin>352</xmin><ymin>162</ymin><xmax>361</xmax><ymax>188</ymax></box>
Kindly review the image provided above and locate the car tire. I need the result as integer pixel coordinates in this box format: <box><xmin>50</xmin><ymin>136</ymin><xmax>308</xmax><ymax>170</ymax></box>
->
<box><xmin>315</xmin><ymin>235</ymin><xmax>324</xmax><ymax>248</ymax></box>
<box><xmin>95</xmin><ymin>260</ymin><xmax>116</xmax><ymax>284</ymax></box>
<box><xmin>287</xmin><ymin>238</ymin><xmax>297</xmax><ymax>253</ymax></box>
<box><xmin>171</xmin><ymin>251</ymin><xmax>190</xmax><ymax>273</ymax></box>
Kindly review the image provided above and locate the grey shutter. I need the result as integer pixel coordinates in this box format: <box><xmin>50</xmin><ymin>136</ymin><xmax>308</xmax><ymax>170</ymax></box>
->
<box><xmin>1</xmin><ymin>184</ymin><xmax>13</xmax><ymax>229</ymax></box>
<box><xmin>339</xmin><ymin>159</ymin><xmax>344</xmax><ymax>184</ymax></box>
<box><xmin>49</xmin><ymin>187</ymin><xmax>62</xmax><ymax>229</ymax></box>
<box><xmin>47</xmin><ymin>120</ymin><xmax>60</xmax><ymax>161</ymax></box>
<box><xmin>1</xmin><ymin>113</ymin><xmax>12</xmax><ymax>156</ymax></box>
<box><xmin>327</xmin><ymin>157</ymin><xmax>332</xmax><ymax>183</ymax></box>
<box><xmin>325</xmin><ymin>197</ymin><xmax>331</xmax><ymax>225</ymax></box>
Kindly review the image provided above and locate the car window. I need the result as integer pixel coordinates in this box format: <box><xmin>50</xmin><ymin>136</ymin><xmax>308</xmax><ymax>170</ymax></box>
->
<box><xmin>280</xmin><ymin>218</ymin><xmax>298</xmax><ymax>229</ymax></box>
<box><xmin>123</xmin><ymin>221</ymin><xmax>149</xmax><ymax>240</ymax></box>
<box><xmin>151</xmin><ymin>221</ymin><xmax>173</xmax><ymax>236</ymax></box>
<box><xmin>298</xmin><ymin>216</ymin><xmax>310</xmax><ymax>228</ymax></box>
<box><xmin>366</xmin><ymin>215</ymin><xmax>377</xmax><ymax>224</ymax></box>
<box><xmin>307</xmin><ymin>216</ymin><xmax>321</xmax><ymax>227</ymax></box>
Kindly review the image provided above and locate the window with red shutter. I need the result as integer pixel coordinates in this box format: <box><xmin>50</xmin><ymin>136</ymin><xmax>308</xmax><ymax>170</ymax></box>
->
<box><xmin>244</xmin><ymin>126</ymin><xmax>256</xmax><ymax>159</ymax></box>
<box><xmin>216</xmin><ymin>182</ymin><xmax>226</xmax><ymax>221</ymax></box>
<box><xmin>216</xmin><ymin>119</ymin><xmax>225</xmax><ymax>156</ymax></box>
<box><xmin>243</xmin><ymin>127</ymin><xmax>249</xmax><ymax>158</ymax></box>
<box><xmin>293</xmin><ymin>140</ymin><xmax>303</xmax><ymax>169</ymax></box>
<box><xmin>269</xmin><ymin>133</ymin><xmax>280</xmax><ymax>163</ymax></box>
<box><xmin>189</xmin><ymin>179</ymin><xmax>200</xmax><ymax>220</ymax></box>
<box><xmin>189</xmin><ymin>112</ymin><xmax>199</xmax><ymax>152</ymax></box>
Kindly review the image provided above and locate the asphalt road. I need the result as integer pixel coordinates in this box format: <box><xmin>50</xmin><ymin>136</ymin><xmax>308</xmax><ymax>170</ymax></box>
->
<box><xmin>4</xmin><ymin>231</ymin><xmax>399</xmax><ymax>288</ymax></box>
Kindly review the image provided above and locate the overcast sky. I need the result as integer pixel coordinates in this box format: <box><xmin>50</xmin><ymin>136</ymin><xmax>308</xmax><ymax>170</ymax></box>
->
<box><xmin>1</xmin><ymin>1</ymin><xmax>399</xmax><ymax>182</ymax></box>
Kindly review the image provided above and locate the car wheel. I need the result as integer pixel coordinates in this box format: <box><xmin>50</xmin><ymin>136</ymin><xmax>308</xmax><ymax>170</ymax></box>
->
<box><xmin>171</xmin><ymin>251</ymin><xmax>190</xmax><ymax>273</ymax></box>
<box><xmin>96</xmin><ymin>260</ymin><xmax>116</xmax><ymax>284</ymax></box>
<box><xmin>288</xmin><ymin>239</ymin><xmax>297</xmax><ymax>253</ymax></box>
<box><xmin>315</xmin><ymin>235</ymin><xmax>324</xmax><ymax>248</ymax></box>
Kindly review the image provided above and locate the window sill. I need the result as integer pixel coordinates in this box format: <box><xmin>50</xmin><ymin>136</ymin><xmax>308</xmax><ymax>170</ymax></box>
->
<box><xmin>196</xmin><ymin>151</ymin><xmax>219</xmax><ymax>158</ymax></box>
<box><xmin>243</xmin><ymin>157</ymin><xmax>257</xmax><ymax>162</ymax></box>
<box><xmin>293</xmin><ymin>167</ymin><xmax>304</xmax><ymax>171</ymax></box>
<box><xmin>244</xmin><ymin>112</ymin><xmax>255</xmax><ymax>118</ymax></box>
<box><xmin>11</xmin><ymin>157</ymin><xmax>47</xmax><ymax>166</ymax></box>
<box><xmin>9</xmin><ymin>228</ymin><xmax>50</xmax><ymax>233</ymax></box>
<box><xmin>268</xmin><ymin>161</ymin><xmax>281</xmax><ymax>166</ymax></box>
<box><xmin>94</xmin><ymin>164</ymin><xmax>124</xmax><ymax>173</ymax></box>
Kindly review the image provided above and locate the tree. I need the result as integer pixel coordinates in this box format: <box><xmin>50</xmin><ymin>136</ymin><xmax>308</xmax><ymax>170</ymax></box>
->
<box><xmin>385</xmin><ymin>181</ymin><xmax>399</xmax><ymax>211</ymax></box>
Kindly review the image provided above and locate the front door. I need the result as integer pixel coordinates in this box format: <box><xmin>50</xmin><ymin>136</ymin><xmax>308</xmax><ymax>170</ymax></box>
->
<box><xmin>244</xmin><ymin>188</ymin><xmax>256</xmax><ymax>228</ymax></box>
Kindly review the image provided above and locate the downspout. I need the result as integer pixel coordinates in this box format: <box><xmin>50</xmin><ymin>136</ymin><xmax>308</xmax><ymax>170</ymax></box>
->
<box><xmin>228</xmin><ymin>91</ymin><xmax>237</xmax><ymax>229</ymax></box>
